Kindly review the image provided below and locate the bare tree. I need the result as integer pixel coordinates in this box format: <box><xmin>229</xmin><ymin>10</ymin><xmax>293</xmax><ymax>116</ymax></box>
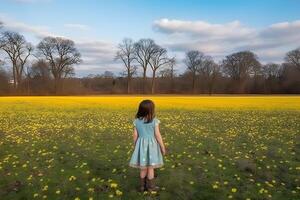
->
<box><xmin>261</xmin><ymin>63</ymin><xmax>281</xmax><ymax>93</ymax></box>
<box><xmin>149</xmin><ymin>45</ymin><xmax>171</xmax><ymax>94</ymax></box>
<box><xmin>184</xmin><ymin>50</ymin><xmax>205</xmax><ymax>93</ymax></box>
<box><xmin>222</xmin><ymin>51</ymin><xmax>260</xmax><ymax>93</ymax></box>
<box><xmin>0</xmin><ymin>31</ymin><xmax>33</xmax><ymax>89</ymax></box>
<box><xmin>198</xmin><ymin>56</ymin><xmax>219</xmax><ymax>94</ymax></box>
<box><xmin>115</xmin><ymin>38</ymin><xmax>137</xmax><ymax>93</ymax></box>
<box><xmin>37</xmin><ymin>36</ymin><xmax>81</xmax><ymax>93</ymax></box>
<box><xmin>134</xmin><ymin>39</ymin><xmax>156</xmax><ymax>93</ymax></box>
<box><xmin>285</xmin><ymin>47</ymin><xmax>300</xmax><ymax>69</ymax></box>
<box><xmin>262</xmin><ymin>63</ymin><xmax>281</xmax><ymax>79</ymax></box>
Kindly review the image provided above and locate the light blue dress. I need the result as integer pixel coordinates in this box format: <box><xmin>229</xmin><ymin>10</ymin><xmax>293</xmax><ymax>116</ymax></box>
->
<box><xmin>129</xmin><ymin>117</ymin><xmax>164</xmax><ymax>169</ymax></box>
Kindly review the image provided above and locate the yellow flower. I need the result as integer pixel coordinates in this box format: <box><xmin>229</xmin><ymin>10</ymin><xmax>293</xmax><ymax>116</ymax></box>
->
<box><xmin>231</xmin><ymin>188</ymin><xmax>237</xmax><ymax>193</ymax></box>
<box><xmin>56</xmin><ymin>190</ymin><xmax>61</xmax><ymax>194</ymax></box>
<box><xmin>116</xmin><ymin>189</ymin><xmax>123</xmax><ymax>196</ymax></box>
<box><xmin>42</xmin><ymin>185</ymin><xmax>48</xmax><ymax>191</ymax></box>
<box><xmin>110</xmin><ymin>183</ymin><xmax>118</xmax><ymax>188</ymax></box>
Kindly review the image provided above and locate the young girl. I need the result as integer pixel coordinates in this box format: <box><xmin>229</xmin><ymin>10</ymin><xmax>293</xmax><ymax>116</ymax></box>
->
<box><xmin>129</xmin><ymin>99</ymin><xmax>166</xmax><ymax>192</ymax></box>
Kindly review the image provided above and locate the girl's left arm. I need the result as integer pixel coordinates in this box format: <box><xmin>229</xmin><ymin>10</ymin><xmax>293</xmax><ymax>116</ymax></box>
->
<box><xmin>133</xmin><ymin>127</ymin><xmax>138</xmax><ymax>146</ymax></box>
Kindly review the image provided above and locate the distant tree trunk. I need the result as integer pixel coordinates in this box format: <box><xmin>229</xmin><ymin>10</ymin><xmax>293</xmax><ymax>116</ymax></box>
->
<box><xmin>127</xmin><ymin>72</ymin><xmax>131</xmax><ymax>94</ymax></box>
<box><xmin>143</xmin><ymin>69</ymin><xmax>147</xmax><ymax>93</ymax></box>
<box><xmin>237</xmin><ymin>78</ymin><xmax>246</xmax><ymax>94</ymax></box>
<box><xmin>208</xmin><ymin>78</ymin><xmax>213</xmax><ymax>95</ymax></box>
<box><xmin>151</xmin><ymin>69</ymin><xmax>156</xmax><ymax>94</ymax></box>
<box><xmin>170</xmin><ymin>70</ymin><xmax>174</xmax><ymax>93</ymax></box>
<box><xmin>192</xmin><ymin>73</ymin><xmax>196</xmax><ymax>94</ymax></box>
<box><xmin>12</xmin><ymin>64</ymin><xmax>16</xmax><ymax>89</ymax></box>
<box><xmin>54</xmin><ymin>76</ymin><xmax>60</xmax><ymax>94</ymax></box>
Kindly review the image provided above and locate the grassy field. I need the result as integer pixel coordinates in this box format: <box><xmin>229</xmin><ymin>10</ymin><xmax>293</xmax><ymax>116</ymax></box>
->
<box><xmin>0</xmin><ymin>96</ymin><xmax>299</xmax><ymax>200</ymax></box>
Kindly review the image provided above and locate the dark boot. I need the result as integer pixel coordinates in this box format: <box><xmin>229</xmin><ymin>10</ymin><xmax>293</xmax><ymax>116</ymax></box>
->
<box><xmin>139</xmin><ymin>177</ymin><xmax>146</xmax><ymax>192</ymax></box>
<box><xmin>146</xmin><ymin>178</ymin><xmax>160</xmax><ymax>192</ymax></box>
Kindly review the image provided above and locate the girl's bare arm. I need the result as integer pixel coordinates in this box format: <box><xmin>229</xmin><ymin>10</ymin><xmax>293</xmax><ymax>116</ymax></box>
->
<box><xmin>154</xmin><ymin>125</ymin><xmax>166</xmax><ymax>155</ymax></box>
<box><xmin>133</xmin><ymin>127</ymin><xmax>138</xmax><ymax>146</ymax></box>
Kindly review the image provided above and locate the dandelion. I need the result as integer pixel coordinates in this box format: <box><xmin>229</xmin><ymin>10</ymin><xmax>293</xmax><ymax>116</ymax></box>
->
<box><xmin>231</xmin><ymin>188</ymin><xmax>237</xmax><ymax>193</ymax></box>
<box><xmin>42</xmin><ymin>185</ymin><xmax>48</xmax><ymax>191</ymax></box>
<box><xmin>116</xmin><ymin>189</ymin><xmax>123</xmax><ymax>196</ymax></box>
<box><xmin>110</xmin><ymin>183</ymin><xmax>118</xmax><ymax>188</ymax></box>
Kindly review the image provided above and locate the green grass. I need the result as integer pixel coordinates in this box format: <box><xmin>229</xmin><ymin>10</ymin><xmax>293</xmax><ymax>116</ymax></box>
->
<box><xmin>0</xmin><ymin>97</ymin><xmax>299</xmax><ymax>200</ymax></box>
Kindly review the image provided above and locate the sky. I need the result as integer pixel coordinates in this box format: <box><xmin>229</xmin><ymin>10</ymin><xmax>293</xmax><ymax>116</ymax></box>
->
<box><xmin>1</xmin><ymin>0</ymin><xmax>300</xmax><ymax>77</ymax></box>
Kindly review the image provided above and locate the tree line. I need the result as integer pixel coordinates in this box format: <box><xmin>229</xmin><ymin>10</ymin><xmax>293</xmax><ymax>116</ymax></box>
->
<box><xmin>0</xmin><ymin>24</ymin><xmax>300</xmax><ymax>95</ymax></box>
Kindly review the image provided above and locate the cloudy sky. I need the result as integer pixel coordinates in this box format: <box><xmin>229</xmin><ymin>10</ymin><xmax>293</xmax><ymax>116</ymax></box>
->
<box><xmin>1</xmin><ymin>0</ymin><xmax>300</xmax><ymax>77</ymax></box>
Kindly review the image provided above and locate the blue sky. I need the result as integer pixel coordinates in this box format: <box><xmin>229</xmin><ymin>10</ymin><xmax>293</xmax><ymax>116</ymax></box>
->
<box><xmin>1</xmin><ymin>0</ymin><xmax>300</xmax><ymax>76</ymax></box>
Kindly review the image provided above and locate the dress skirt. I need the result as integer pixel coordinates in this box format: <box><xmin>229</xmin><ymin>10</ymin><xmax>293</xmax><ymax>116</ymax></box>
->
<box><xmin>129</xmin><ymin>137</ymin><xmax>164</xmax><ymax>169</ymax></box>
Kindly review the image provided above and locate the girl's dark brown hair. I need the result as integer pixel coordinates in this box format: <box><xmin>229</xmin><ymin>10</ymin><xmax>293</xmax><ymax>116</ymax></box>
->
<box><xmin>136</xmin><ymin>99</ymin><xmax>155</xmax><ymax>123</ymax></box>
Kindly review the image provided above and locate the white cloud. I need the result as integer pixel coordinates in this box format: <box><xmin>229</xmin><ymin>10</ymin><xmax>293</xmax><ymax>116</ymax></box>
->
<box><xmin>153</xmin><ymin>18</ymin><xmax>300</xmax><ymax>63</ymax></box>
<box><xmin>64</xmin><ymin>23</ymin><xmax>90</xmax><ymax>31</ymax></box>
<box><xmin>0</xmin><ymin>14</ymin><xmax>57</xmax><ymax>38</ymax></box>
<box><xmin>153</xmin><ymin>18</ymin><xmax>255</xmax><ymax>40</ymax></box>
<box><xmin>76</xmin><ymin>39</ymin><xmax>117</xmax><ymax>66</ymax></box>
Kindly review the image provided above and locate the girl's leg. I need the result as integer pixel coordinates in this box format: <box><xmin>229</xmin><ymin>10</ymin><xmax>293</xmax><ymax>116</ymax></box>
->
<box><xmin>140</xmin><ymin>168</ymin><xmax>147</xmax><ymax>178</ymax></box>
<box><xmin>146</xmin><ymin>167</ymin><xmax>159</xmax><ymax>191</ymax></box>
<box><xmin>147</xmin><ymin>167</ymin><xmax>154</xmax><ymax>179</ymax></box>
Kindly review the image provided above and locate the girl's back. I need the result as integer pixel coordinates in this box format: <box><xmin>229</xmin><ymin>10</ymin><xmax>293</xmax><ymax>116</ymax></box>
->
<box><xmin>134</xmin><ymin>118</ymin><xmax>160</xmax><ymax>138</ymax></box>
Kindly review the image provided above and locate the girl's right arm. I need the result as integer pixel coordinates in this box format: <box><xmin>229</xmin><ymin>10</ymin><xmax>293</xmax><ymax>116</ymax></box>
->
<box><xmin>154</xmin><ymin>124</ymin><xmax>166</xmax><ymax>155</ymax></box>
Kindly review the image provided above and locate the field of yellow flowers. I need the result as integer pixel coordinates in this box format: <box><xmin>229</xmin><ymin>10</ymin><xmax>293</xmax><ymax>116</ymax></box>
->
<box><xmin>0</xmin><ymin>96</ymin><xmax>299</xmax><ymax>200</ymax></box>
